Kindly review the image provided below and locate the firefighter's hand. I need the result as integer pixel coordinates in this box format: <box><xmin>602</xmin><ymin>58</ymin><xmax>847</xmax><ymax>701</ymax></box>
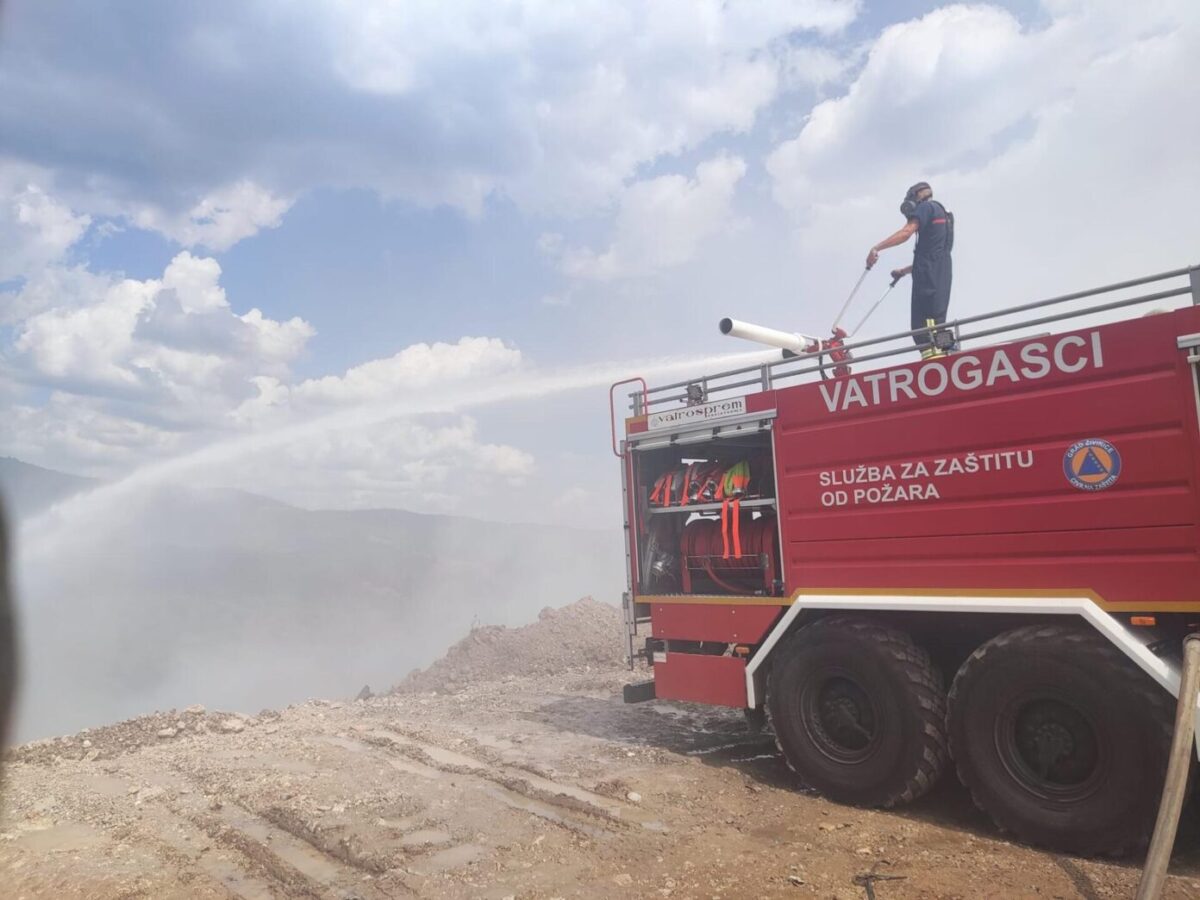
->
<box><xmin>890</xmin><ymin>268</ymin><xmax>910</xmax><ymax>283</ymax></box>
<box><xmin>866</xmin><ymin>248</ymin><xmax>879</xmax><ymax>269</ymax></box>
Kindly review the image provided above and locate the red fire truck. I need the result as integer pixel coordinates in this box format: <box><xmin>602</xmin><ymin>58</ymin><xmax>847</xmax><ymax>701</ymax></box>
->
<box><xmin>611</xmin><ymin>264</ymin><xmax>1200</xmax><ymax>856</ymax></box>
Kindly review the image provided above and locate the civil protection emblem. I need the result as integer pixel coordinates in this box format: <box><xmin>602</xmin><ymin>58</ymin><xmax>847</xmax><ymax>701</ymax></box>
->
<box><xmin>1063</xmin><ymin>439</ymin><xmax>1121</xmax><ymax>491</ymax></box>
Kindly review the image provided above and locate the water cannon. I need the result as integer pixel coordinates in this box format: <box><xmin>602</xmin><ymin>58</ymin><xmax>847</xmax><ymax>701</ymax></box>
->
<box><xmin>718</xmin><ymin>317</ymin><xmax>852</xmax><ymax>377</ymax></box>
<box><xmin>717</xmin><ymin>267</ymin><xmax>910</xmax><ymax>378</ymax></box>
<box><xmin>718</xmin><ymin>318</ymin><xmax>820</xmax><ymax>356</ymax></box>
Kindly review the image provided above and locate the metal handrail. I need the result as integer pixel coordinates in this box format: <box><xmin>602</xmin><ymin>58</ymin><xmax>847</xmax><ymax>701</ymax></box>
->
<box><xmin>609</xmin><ymin>376</ymin><xmax>646</xmax><ymax>456</ymax></box>
<box><xmin>632</xmin><ymin>264</ymin><xmax>1198</xmax><ymax>412</ymax></box>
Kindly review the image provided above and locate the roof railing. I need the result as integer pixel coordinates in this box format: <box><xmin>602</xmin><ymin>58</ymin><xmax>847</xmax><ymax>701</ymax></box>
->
<box><xmin>632</xmin><ymin>264</ymin><xmax>1199</xmax><ymax>412</ymax></box>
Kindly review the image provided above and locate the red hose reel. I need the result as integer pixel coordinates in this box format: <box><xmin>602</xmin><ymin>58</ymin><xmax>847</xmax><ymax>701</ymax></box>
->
<box><xmin>680</xmin><ymin>512</ymin><xmax>778</xmax><ymax>594</ymax></box>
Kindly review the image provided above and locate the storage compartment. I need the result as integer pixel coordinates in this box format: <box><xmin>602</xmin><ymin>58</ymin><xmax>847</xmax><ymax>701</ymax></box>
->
<box><xmin>632</xmin><ymin>428</ymin><xmax>783</xmax><ymax>597</ymax></box>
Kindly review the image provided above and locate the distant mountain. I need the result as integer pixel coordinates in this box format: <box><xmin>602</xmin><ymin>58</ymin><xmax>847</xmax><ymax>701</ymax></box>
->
<box><xmin>0</xmin><ymin>457</ymin><xmax>96</xmax><ymax>519</ymax></box>
<box><xmin>5</xmin><ymin>460</ymin><xmax>627</xmax><ymax>741</ymax></box>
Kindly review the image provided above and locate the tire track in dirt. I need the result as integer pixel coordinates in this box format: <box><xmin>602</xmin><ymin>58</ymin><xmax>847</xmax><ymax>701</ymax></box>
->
<box><xmin>374</xmin><ymin>725</ymin><xmax>670</xmax><ymax>832</ymax></box>
<box><xmin>49</xmin><ymin>769</ymin><xmax>290</xmax><ymax>900</ymax></box>
<box><xmin>159</xmin><ymin>762</ymin><xmax>411</xmax><ymax>899</ymax></box>
<box><xmin>190</xmin><ymin>810</ymin><xmax>326</xmax><ymax>899</ymax></box>
<box><xmin>141</xmin><ymin>811</ymin><xmax>284</xmax><ymax>900</ymax></box>
<box><xmin>259</xmin><ymin>804</ymin><xmax>392</xmax><ymax>875</ymax></box>
<box><xmin>320</xmin><ymin>729</ymin><xmax>626</xmax><ymax>839</ymax></box>
<box><xmin>191</xmin><ymin>801</ymin><xmax>411</xmax><ymax>900</ymax></box>
<box><xmin>368</xmin><ymin>730</ymin><xmax>627</xmax><ymax>827</ymax></box>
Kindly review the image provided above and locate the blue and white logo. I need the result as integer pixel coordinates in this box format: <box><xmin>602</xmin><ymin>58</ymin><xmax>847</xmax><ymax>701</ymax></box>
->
<box><xmin>1063</xmin><ymin>439</ymin><xmax>1121</xmax><ymax>492</ymax></box>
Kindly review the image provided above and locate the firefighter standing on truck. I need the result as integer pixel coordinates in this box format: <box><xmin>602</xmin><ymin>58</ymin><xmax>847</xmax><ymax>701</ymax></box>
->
<box><xmin>866</xmin><ymin>182</ymin><xmax>954</xmax><ymax>359</ymax></box>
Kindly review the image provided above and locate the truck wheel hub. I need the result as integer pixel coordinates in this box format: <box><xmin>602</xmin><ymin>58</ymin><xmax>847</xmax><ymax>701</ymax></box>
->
<box><xmin>803</xmin><ymin>675</ymin><xmax>881</xmax><ymax>762</ymax></box>
<box><xmin>999</xmin><ymin>696</ymin><xmax>1102</xmax><ymax>800</ymax></box>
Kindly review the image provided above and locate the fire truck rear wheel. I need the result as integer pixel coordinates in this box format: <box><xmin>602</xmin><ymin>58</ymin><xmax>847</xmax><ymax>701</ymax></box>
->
<box><xmin>948</xmin><ymin>624</ymin><xmax>1175</xmax><ymax>856</ymax></box>
<box><xmin>766</xmin><ymin>615</ymin><xmax>948</xmax><ymax>808</ymax></box>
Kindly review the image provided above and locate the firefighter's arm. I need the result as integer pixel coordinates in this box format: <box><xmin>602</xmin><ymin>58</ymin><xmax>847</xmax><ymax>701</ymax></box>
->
<box><xmin>866</xmin><ymin>219</ymin><xmax>919</xmax><ymax>269</ymax></box>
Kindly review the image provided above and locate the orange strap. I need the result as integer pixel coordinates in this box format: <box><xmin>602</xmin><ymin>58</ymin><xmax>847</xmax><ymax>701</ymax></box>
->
<box><xmin>681</xmin><ymin>465</ymin><xmax>692</xmax><ymax>506</ymax></box>
<box><xmin>721</xmin><ymin>498</ymin><xmax>731</xmax><ymax>559</ymax></box>
<box><xmin>650</xmin><ymin>476</ymin><xmax>665</xmax><ymax>505</ymax></box>
<box><xmin>732</xmin><ymin>499</ymin><xmax>742</xmax><ymax>559</ymax></box>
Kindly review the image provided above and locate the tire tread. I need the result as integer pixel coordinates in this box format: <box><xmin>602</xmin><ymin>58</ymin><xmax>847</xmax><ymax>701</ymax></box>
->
<box><xmin>766</xmin><ymin>615</ymin><xmax>948</xmax><ymax>808</ymax></box>
<box><xmin>947</xmin><ymin>623</ymin><xmax>1175</xmax><ymax>856</ymax></box>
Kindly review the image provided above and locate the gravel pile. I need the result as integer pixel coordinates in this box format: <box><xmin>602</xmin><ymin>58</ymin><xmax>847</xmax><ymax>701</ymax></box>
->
<box><xmin>395</xmin><ymin>596</ymin><xmax>624</xmax><ymax>693</ymax></box>
<box><xmin>3</xmin><ymin>704</ymin><xmax>250</xmax><ymax>766</ymax></box>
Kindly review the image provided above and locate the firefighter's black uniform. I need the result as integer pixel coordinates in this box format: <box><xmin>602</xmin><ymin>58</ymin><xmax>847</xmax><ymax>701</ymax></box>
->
<box><xmin>909</xmin><ymin>198</ymin><xmax>953</xmax><ymax>353</ymax></box>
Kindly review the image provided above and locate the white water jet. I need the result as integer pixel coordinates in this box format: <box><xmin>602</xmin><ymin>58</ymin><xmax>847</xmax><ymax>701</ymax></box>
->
<box><xmin>12</xmin><ymin>346</ymin><xmax>778</xmax><ymax>738</ymax></box>
<box><xmin>19</xmin><ymin>347</ymin><xmax>772</xmax><ymax>565</ymax></box>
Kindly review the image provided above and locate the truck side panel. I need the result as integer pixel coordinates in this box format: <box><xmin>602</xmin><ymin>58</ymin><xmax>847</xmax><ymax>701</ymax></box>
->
<box><xmin>774</xmin><ymin>307</ymin><xmax>1200</xmax><ymax>610</ymax></box>
<box><xmin>649</xmin><ymin>602</ymin><xmax>781</xmax><ymax>644</ymax></box>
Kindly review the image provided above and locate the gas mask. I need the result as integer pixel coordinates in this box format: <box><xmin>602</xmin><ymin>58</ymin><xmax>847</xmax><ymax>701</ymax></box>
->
<box><xmin>900</xmin><ymin>182</ymin><xmax>931</xmax><ymax>218</ymax></box>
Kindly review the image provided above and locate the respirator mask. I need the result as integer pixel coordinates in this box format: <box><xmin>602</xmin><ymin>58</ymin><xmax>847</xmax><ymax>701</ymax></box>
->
<box><xmin>900</xmin><ymin>182</ymin><xmax>931</xmax><ymax>218</ymax></box>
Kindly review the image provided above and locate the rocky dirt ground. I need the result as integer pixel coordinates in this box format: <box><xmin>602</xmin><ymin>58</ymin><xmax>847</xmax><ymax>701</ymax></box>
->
<box><xmin>3</xmin><ymin>599</ymin><xmax>1200</xmax><ymax>899</ymax></box>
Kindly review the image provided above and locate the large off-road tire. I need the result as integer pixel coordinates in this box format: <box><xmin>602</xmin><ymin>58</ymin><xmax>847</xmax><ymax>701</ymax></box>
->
<box><xmin>766</xmin><ymin>616</ymin><xmax>948</xmax><ymax>807</ymax></box>
<box><xmin>948</xmin><ymin>624</ymin><xmax>1175</xmax><ymax>856</ymax></box>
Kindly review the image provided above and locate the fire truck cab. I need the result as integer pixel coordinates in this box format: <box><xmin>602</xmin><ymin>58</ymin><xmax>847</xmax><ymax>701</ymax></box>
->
<box><xmin>612</xmin><ymin>264</ymin><xmax>1200</xmax><ymax>856</ymax></box>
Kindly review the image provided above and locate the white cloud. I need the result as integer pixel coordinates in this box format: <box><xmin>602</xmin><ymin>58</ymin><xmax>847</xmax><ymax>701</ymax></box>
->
<box><xmin>231</xmin><ymin>336</ymin><xmax>524</xmax><ymax>421</ymax></box>
<box><xmin>9</xmin><ymin>252</ymin><xmax>313</xmax><ymax>421</ymax></box>
<box><xmin>0</xmin><ymin>167</ymin><xmax>91</xmax><ymax>281</ymax></box>
<box><xmin>767</xmin><ymin>5</ymin><xmax>1035</xmax><ymax>211</ymax></box>
<box><xmin>14</xmin><ymin>277</ymin><xmax>155</xmax><ymax>389</ymax></box>
<box><xmin>297</xmin><ymin>336</ymin><xmax>521</xmax><ymax>403</ymax></box>
<box><xmin>767</xmin><ymin>2</ymin><xmax>1199</xmax><ymax>212</ymax></box>
<box><xmin>238</xmin><ymin>308</ymin><xmax>316</xmax><ymax>366</ymax></box>
<box><xmin>779</xmin><ymin>44</ymin><xmax>857</xmax><ymax>91</ymax></box>
<box><xmin>131</xmin><ymin>181</ymin><xmax>292</xmax><ymax>252</ymax></box>
<box><xmin>557</xmin><ymin>155</ymin><xmax>748</xmax><ymax>281</ymax></box>
<box><xmin>161</xmin><ymin>251</ymin><xmax>228</xmax><ymax>313</ymax></box>
<box><xmin>760</xmin><ymin>1</ymin><xmax>1200</xmax><ymax>339</ymax></box>
<box><xmin>2</xmin><ymin>246</ymin><xmax>536</xmax><ymax>517</ymax></box>
<box><xmin>0</xmin><ymin>393</ymin><xmax>186</xmax><ymax>470</ymax></box>
<box><xmin>321</xmin><ymin>0</ymin><xmax>845</xmax><ymax>215</ymax></box>
<box><xmin>0</xmin><ymin>263</ymin><xmax>108</xmax><ymax>326</ymax></box>
<box><xmin>0</xmin><ymin>2</ymin><xmax>858</xmax><ymax>229</ymax></box>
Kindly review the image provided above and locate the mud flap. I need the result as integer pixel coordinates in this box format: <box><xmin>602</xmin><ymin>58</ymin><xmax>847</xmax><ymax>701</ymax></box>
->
<box><xmin>623</xmin><ymin>681</ymin><xmax>656</xmax><ymax>704</ymax></box>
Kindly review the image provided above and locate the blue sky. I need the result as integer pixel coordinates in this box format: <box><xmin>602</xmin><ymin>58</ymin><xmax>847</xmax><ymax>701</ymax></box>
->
<box><xmin>1</xmin><ymin>1</ymin><xmax>1197</xmax><ymax>524</ymax></box>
